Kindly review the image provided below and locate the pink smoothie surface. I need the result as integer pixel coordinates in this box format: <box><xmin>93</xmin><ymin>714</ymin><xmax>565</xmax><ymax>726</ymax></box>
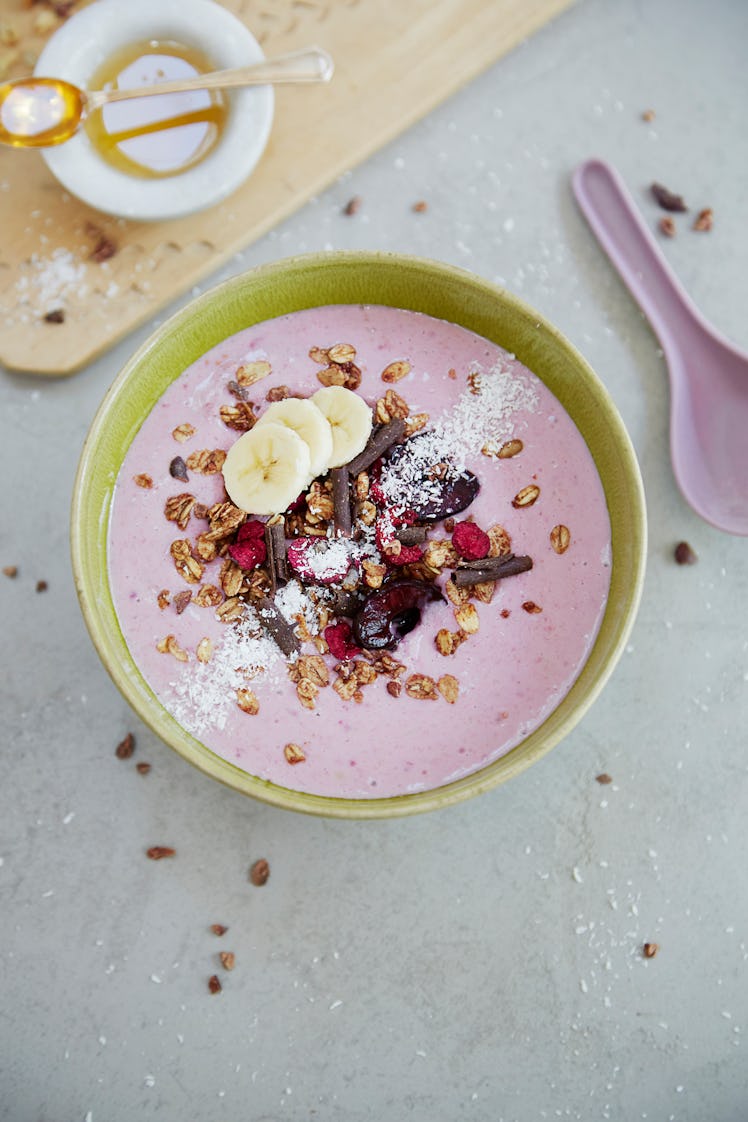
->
<box><xmin>108</xmin><ymin>304</ymin><xmax>611</xmax><ymax>799</ymax></box>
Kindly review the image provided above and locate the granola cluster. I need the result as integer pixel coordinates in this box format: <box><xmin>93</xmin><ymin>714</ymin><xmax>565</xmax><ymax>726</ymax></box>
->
<box><xmin>137</xmin><ymin>341</ymin><xmax>568</xmax><ymax>764</ymax></box>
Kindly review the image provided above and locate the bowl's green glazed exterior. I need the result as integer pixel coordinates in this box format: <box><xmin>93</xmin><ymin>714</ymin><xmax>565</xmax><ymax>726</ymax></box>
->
<box><xmin>71</xmin><ymin>252</ymin><xmax>646</xmax><ymax>819</ymax></box>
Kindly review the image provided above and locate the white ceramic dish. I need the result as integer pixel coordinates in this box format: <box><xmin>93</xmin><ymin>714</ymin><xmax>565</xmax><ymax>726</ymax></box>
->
<box><xmin>34</xmin><ymin>0</ymin><xmax>274</xmax><ymax>222</ymax></box>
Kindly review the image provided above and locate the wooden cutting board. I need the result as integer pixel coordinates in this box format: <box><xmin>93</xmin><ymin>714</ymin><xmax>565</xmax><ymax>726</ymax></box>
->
<box><xmin>0</xmin><ymin>0</ymin><xmax>574</xmax><ymax>376</ymax></box>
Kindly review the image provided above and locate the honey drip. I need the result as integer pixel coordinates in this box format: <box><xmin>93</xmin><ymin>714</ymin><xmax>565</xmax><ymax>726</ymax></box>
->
<box><xmin>84</xmin><ymin>39</ymin><xmax>227</xmax><ymax>179</ymax></box>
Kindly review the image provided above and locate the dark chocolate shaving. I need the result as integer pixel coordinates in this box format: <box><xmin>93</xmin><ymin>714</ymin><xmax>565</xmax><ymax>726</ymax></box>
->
<box><xmin>396</xmin><ymin>525</ymin><xmax>428</xmax><ymax>546</ymax></box>
<box><xmin>255</xmin><ymin>595</ymin><xmax>300</xmax><ymax>657</ymax></box>
<box><xmin>331</xmin><ymin>467</ymin><xmax>353</xmax><ymax>537</ymax></box>
<box><xmin>329</xmin><ymin>588</ymin><xmax>364</xmax><ymax>618</ymax></box>
<box><xmin>269</xmin><ymin>519</ymin><xmax>289</xmax><ymax>584</ymax></box>
<box><xmin>651</xmin><ymin>182</ymin><xmax>688</xmax><ymax>212</ymax></box>
<box><xmin>264</xmin><ymin>524</ymin><xmax>278</xmax><ymax>597</ymax></box>
<box><xmin>452</xmin><ymin>553</ymin><xmax>533</xmax><ymax>587</ymax></box>
<box><xmin>346</xmin><ymin>418</ymin><xmax>407</xmax><ymax>476</ymax></box>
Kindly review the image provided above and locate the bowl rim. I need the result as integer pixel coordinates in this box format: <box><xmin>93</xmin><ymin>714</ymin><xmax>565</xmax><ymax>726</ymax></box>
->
<box><xmin>71</xmin><ymin>250</ymin><xmax>647</xmax><ymax>819</ymax></box>
<box><xmin>34</xmin><ymin>0</ymin><xmax>274</xmax><ymax>222</ymax></box>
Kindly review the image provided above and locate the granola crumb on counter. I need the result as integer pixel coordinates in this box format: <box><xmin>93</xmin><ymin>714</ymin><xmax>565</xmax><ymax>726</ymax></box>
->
<box><xmin>115</xmin><ymin>732</ymin><xmax>135</xmax><ymax>759</ymax></box>
<box><xmin>249</xmin><ymin>858</ymin><xmax>270</xmax><ymax>886</ymax></box>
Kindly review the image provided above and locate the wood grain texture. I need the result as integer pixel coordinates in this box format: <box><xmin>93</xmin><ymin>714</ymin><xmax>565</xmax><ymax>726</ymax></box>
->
<box><xmin>0</xmin><ymin>0</ymin><xmax>574</xmax><ymax>375</ymax></box>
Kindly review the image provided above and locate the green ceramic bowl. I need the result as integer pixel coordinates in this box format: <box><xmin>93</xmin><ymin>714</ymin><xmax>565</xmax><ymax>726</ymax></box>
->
<box><xmin>71</xmin><ymin>251</ymin><xmax>646</xmax><ymax>819</ymax></box>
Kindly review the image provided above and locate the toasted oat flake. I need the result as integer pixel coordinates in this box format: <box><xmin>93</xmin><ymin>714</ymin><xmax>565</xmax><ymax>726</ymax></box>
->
<box><xmin>2</xmin><ymin>565</ymin><xmax>18</xmax><ymax>578</ymax></box>
<box><xmin>472</xmin><ymin>580</ymin><xmax>496</xmax><ymax>604</ymax></box>
<box><xmin>522</xmin><ymin>601</ymin><xmax>543</xmax><ymax>614</ymax></box>
<box><xmin>284</xmin><ymin>742</ymin><xmax>306</xmax><ymax>764</ymax></box>
<box><xmin>236</xmin><ymin>687</ymin><xmax>259</xmax><ymax>715</ymax></box>
<box><xmin>550</xmin><ymin>524</ymin><xmax>571</xmax><ymax>554</ymax></box>
<box><xmin>454</xmin><ymin>603</ymin><xmax>479</xmax><ymax>634</ymax></box>
<box><xmin>220</xmin><ymin>403</ymin><xmax>256</xmax><ymax>431</ymax></box>
<box><xmin>133</xmin><ymin>473</ymin><xmax>153</xmax><ymax>488</ymax></box>
<box><xmin>186</xmin><ymin>448</ymin><xmax>226</xmax><ymax>475</ymax></box>
<box><xmin>172</xmin><ymin>423</ymin><xmax>196</xmax><ymax>443</ymax></box>
<box><xmin>236</xmin><ymin>360</ymin><xmax>271</xmax><ymax>386</ymax></box>
<box><xmin>170</xmin><ymin>539</ymin><xmax>203</xmax><ymax>584</ymax></box>
<box><xmin>157</xmin><ymin>634</ymin><xmax>189</xmax><ymax>662</ymax></box>
<box><xmin>220</xmin><ymin>951</ymin><xmax>236</xmax><ymax>971</ymax></box>
<box><xmin>438</xmin><ymin>674</ymin><xmax>459</xmax><ymax>704</ymax></box>
<box><xmin>405</xmin><ymin>673</ymin><xmax>439</xmax><ymax>700</ymax></box>
<box><xmin>328</xmin><ymin>342</ymin><xmax>356</xmax><ymax>364</ymax></box>
<box><xmin>512</xmin><ymin>484</ymin><xmax>540</xmax><ymax>508</ymax></box>
<box><xmin>194</xmin><ymin>584</ymin><xmax>223</xmax><ymax>608</ymax></box>
<box><xmin>196</xmin><ymin>638</ymin><xmax>213</xmax><ymax>664</ymax></box>
<box><xmin>164</xmin><ymin>493</ymin><xmax>195</xmax><ymax>529</ymax></box>
<box><xmin>296</xmin><ymin>678</ymin><xmax>319</xmax><ymax>710</ymax></box>
<box><xmin>381</xmin><ymin>360</ymin><xmax>411</xmax><ymax>383</ymax></box>
<box><xmin>444</xmin><ymin>576</ymin><xmax>470</xmax><ymax>607</ymax></box>
<box><xmin>498</xmin><ymin>438</ymin><xmax>524</xmax><ymax>458</ymax></box>
<box><xmin>403</xmin><ymin>412</ymin><xmax>429</xmax><ymax>437</ymax></box>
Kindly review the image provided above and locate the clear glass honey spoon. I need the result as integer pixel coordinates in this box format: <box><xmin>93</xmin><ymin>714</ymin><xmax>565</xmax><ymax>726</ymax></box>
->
<box><xmin>0</xmin><ymin>45</ymin><xmax>333</xmax><ymax>148</ymax></box>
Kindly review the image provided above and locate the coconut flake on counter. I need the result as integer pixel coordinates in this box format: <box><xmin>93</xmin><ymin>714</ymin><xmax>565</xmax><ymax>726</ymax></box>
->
<box><xmin>14</xmin><ymin>248</ymin><xmax>89</xmax><ymax>317</ymax></box>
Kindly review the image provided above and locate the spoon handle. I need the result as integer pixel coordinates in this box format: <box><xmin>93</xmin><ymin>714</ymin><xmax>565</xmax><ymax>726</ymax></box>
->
<box><xmin>572</xmin><ymin>158</ymin><xmax>702</xmax><ymax>354</ymax></box>
<box><xmin>86</xmin><ymin>46</ymin><xmax>333</xmax><ymax>111</ymax></box>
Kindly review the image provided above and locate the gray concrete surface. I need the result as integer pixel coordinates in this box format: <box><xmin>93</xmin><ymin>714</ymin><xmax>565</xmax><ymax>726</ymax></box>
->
<box><xmin>2</xmin><ymin>1</ymin><xmax>747</xmax><ymax>1118</ymax></box>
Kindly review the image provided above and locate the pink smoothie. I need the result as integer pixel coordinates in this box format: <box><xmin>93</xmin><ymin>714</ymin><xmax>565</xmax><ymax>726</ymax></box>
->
<box><xmin>108</xmin><ymin>305</ymin><xmax>611</xmax><ymax>799</ymax></box>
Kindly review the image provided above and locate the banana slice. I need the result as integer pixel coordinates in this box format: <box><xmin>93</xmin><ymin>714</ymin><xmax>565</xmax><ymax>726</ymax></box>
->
<box><xmin>222</xmin><ymin>421</ymin><xmax>311</xmax><ymax>515</ymax></box>
<box><xmin>254</xmin><ymin>397</ymin><xmax>333</xmax><ymax>481</ymax></box>
<box><xmin>311</xmin><ymin>386</ymin><xmax>373</xmax><ymax>469</ymax></box>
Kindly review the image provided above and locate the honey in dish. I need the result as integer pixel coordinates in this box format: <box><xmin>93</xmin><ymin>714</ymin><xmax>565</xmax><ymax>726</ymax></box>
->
<box><xmin>84</xmin><ymin>39</ymin><xmax>227</xmax><ymax>178</ymax></box>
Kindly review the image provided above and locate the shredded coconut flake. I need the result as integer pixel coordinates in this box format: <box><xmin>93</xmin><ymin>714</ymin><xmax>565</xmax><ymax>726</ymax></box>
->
<box><xmin>380</xmin><ymin>356</ymin><xmax>537</xmax><ymax>508</ymax></box>
<box><xmin>14</xmin><ymin>248</ymin><xmax>89</xmax><ymax>315</ymax></box>
<box><xmin>170</xmin><ymin>580</ymin><xmax>321</xmax><ymax>734</ymax></box>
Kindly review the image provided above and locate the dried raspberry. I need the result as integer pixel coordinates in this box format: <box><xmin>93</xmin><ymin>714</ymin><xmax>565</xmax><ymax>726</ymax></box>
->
<box><xmin>287</xmin><ymin>537</ymin><xmax>352</xmax><ymax>585</ymax></box>
<box><xmin>369</xmin><ymin>479</ymin><xmax>386</xmax><ymax>505</ymax></box>
<box><xmin>227</xmin><ymin>537</ymin><xmax>267</xmax><ymax>570</ymax></box>
<box><xmin>287</xmin><ymin>491</ymin><xmax>306</xmax><ymax>513</ymax></box>
<box><xmin>368</xmin><ymin>458</ymin><xmax>386</xmax><ymax>505</ymax></box>
<box><xmin>387</xmin><ymin>543</ymin><xmax>424</xmax><ymax>566</ymax></box>
<box><xmin>236</xmin><ymin>519</ymin><xmax>266</xmax><ymax>542</ymax></box>
<box><xmin>375</xmin><ymin>508</ymin><xmax>423</xmax><ymax>566</ymax></box>
<box><xmin>324</xmin><ymin>620</ymin><xmax>361</xmax><ymax>661</ymax></box>
<box><xmin>451</xmin><ymin>521</ymin><xmax>490</xmax><ymax>561</ymax></box>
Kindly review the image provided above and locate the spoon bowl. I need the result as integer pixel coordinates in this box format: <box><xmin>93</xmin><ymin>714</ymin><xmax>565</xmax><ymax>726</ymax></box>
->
<box><xmin>573</xmin><ymin>158</ymin><xmax>748</xmax><ymax>536</ymax></box>
<box><xmin>0</xmin><ymin>47</ymin><xmax>333</xmax><ymax>148</ymax></box>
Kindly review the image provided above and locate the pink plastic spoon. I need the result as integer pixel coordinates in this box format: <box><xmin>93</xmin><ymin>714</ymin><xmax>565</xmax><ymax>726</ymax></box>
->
<box><xmin>573</xmin><ymin>158</ymin><xmax>748</xmax><ymax>536</ymax></box>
